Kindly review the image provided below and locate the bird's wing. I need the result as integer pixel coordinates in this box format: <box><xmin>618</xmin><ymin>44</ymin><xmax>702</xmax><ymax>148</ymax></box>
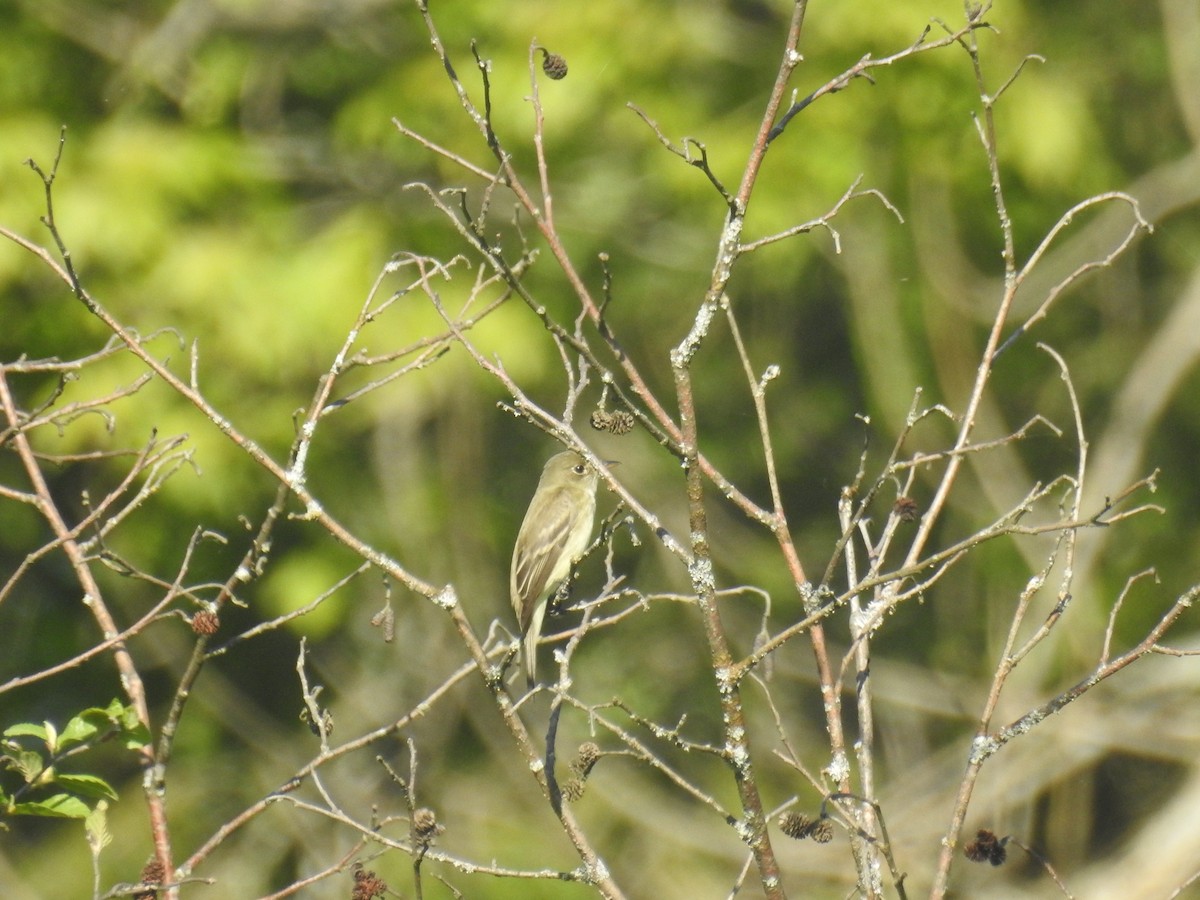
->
<box><xmin>510</xmin><ymin>488</ymin><xmax>584</xmax><ymax>631</ymax></box>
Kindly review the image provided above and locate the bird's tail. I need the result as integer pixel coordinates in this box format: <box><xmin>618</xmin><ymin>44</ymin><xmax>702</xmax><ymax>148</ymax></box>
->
<box><xmin>524</xmin><ymin>598</ymin><xmax>548</xmax><ymax>687</ymax></box>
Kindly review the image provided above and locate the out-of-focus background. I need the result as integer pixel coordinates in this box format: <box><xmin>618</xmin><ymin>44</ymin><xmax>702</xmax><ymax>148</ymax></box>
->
<box><xmin>1</xmin><ymin>1</ymin><xmax>1198</xmax><ymax>897</ymax></box>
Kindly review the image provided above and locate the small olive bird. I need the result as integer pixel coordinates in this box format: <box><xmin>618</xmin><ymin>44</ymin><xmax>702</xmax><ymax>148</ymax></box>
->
<box><xmin>510</xmin><ymin>451</ymin><xmax>600</xmax><ymax>685</ymax></box>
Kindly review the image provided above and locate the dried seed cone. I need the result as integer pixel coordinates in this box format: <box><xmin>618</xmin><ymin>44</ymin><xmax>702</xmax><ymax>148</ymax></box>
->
<box><xmin>893</xmin><ymin>495</ymin><xmax>920</xmax><ymax>522</ymax></box>
<box><xmin>779</xmin><ymin>812</ymin><xmax>833</xmax><ymax>842</ymax></box>
<box><xmin>590</xmin><ymin>408</ymin><xmax>635</xmax><ymax>434</ymax></box>
<box><xmin>811</xmin><ymin>819</ymin><xmax>834</xmax><ymax>843</ymax></box>
<box><xmin>607</xmin><ymin>410</ymin><xmax>634</xmax><ymax>434</ymax></box>
<box><xmin>964</xmin><ymin>829</ymin><xmax>1008</xmax><ymax>866</ymax></box>
<box><xmin>191</xmin><ymin>610</ymin><xmax>220</xmax><ymax>635</ymax></box>
<box><xmin>133</xmin><ymin>860</ymin><xmax>165</xmax><ymax>900</ymax></box>
<box><xmin>413</xmin><ymin>807</ymin><xmax>443</xmax><ymax>841</ymax></box>
<box><xmin>352</xmin><ymin>863</ymin><xmax>389</xmax><ymax>900</ymax></box>
<box><xmin>571</xmin><ymin>741</ymin><xmax>601</xmax><ymax>777</ymax></box>
<box><xmin>779</xmin><ymin>812</ymin><xmax>813</xmax><ymax>839</ymax></box>
<box><xmin>541</xmin><ymin>51</ymin><xmax>568</xmax><ymax>80</ymax></box>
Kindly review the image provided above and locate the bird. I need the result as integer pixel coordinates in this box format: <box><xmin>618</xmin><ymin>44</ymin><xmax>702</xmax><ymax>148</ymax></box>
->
<box><xmin>510</xmin><ymin>451</ymin><xmax>600</xmax><ymax>685</ymax></box>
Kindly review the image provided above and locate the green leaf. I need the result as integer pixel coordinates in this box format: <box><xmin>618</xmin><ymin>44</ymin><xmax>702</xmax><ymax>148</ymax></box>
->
<box><xmin>3</xmin><ymin>723</ymin><xmax>49</xmax><ymax>742</ymax></box>
<box><xmin>102</xmin><ymin>699</ymin><xmax>125</xmax><ymax>717</ymax></box>
<box><xmin>54</xmin><ymin>773</ymin><xmax>118</xmax><ymax>801</ymax></box>
<box><xmin>85</xmin><ymin>799</ymin><xmax>112</xmax><ymax>852</ymax></box>
<box><xmin>113</xmin><ymin>704</ymin><xmax>148</xmax><ymax>740</ymax></box>
<box><xmin>10</xmin><ymin>749</ymin><xmax>45</xmax><ymax>783</ymax></box>
<box><xmin>75</xmin><ymin>700</ymin><xmax>150</xmax><ymax>749</ymax></box>
<box><xmin>8</xmin><ymin>793</ymin><xmax>92</xmax><ymax>819</ymax></box>
<box><xmin>58</xmin><ymin>714</ymin><xmax>102</xmax><ymax>752</ymax></box>
<box><xmin>121</xmin><ymin>723</ymin><xmax>152</xmax><ymax>750</ymax></box>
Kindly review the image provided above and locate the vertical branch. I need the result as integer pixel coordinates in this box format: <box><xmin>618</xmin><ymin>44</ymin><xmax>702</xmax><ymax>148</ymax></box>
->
<box><xmin>527</xmin><ymin>39</ymin><xmax>556</xmax><ymax>235</ymax></box>
<box><xmin>901</xmin><ymin>16</ymin><xmax>1022</xmax><ymax>570</ymax></box>
<box><xmin>733</xmin><ymin>0</ymin><xmax>810</xmax><ymax>213</ymax></box>
<box><xmin>0</xmin><ymin>368</ymin><xmax>174</xmax><ymax>888</ymax></box>
<box><xmin>931</xmin><ymin>345</ymin><xmax>1089</xmax><ymax>894</ymax></box>
<box><xmin>672</xmin><ymin>357</ymin><xmax>784</xmax><ymax>897</ymax></box>
<box><xmin>842</xmin><ymin>497</ymin><xmax>883</xmax><ymax>898</ymax></box>
<box><xmin>723</xmin><ymin>301</ymin><xmax>851</xmax><ymax>887</ymax></box>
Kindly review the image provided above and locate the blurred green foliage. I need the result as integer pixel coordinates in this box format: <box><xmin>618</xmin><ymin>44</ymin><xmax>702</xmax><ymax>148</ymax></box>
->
<box><xmin>2</xmin><ymin>0</ymin><xmax>1198</xmax><ymax>896</ymax></box>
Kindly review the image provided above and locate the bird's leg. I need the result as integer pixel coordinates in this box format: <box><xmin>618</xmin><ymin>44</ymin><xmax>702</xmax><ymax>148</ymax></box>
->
<box><xmin>548</xmin><ymin>575</ymin><xmax>575</xmax><ymax>617</ymax></box>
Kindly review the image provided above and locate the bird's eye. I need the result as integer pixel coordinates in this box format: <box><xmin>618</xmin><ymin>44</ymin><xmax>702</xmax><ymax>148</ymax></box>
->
<box><xmin>573</xmin><ymin>464</ymin><xmax>587</xmax><ymax>475</ymax></box>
